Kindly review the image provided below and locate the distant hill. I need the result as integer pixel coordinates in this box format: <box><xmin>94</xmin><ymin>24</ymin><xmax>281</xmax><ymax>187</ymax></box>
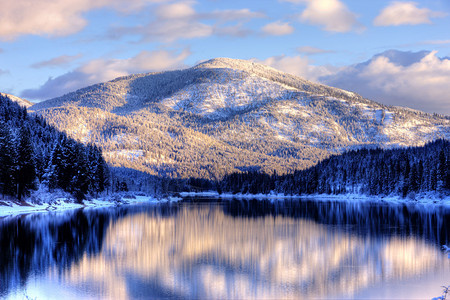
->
<box><xmin>218</xmin><ymin>139</ymin><xmax>450</xmax><ymax>198</ymax></box>
<box><xmin>30</xmin><ymin>58</ymin><xmax>450</xmax><ymax>179</ymax></box>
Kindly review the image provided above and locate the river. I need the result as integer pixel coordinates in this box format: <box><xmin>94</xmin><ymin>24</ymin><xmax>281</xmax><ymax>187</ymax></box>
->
<box><xmin>1</xmin><ymin>197</ymin><xmax>449</xmax><ymax>299</ymax></box>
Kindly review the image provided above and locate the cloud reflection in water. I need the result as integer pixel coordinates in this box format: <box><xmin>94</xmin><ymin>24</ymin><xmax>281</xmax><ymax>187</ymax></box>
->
<box><xmin>55</xmin><ymin>203</ymin><xmax>448</xmax><ymax>299</ymax></box>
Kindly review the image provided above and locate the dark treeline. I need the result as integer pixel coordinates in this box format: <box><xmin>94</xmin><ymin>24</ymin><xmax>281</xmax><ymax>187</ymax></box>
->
<box><xmin>0</xmin><ymin>95</ymin><xmax>110</xmax><ymax>201</ymax></box>
<box><xmin>174</xmin><ymin>139</ymin><xmax>450</xmax><ymax>198</ymax></box>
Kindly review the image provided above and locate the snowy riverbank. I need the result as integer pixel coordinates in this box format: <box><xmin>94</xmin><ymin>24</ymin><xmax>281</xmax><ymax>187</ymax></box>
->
<box><xmin>2</xmin><ymin>190</ymin><xmax>449</xmax><ymax>218</ymax></box>
<box><xmin>0</xmin><ymin>196</ymin><xmax>151</xmax><ymax>218</ymax></box>
<box><xmin>0</xmin><ymin>188</ymin><xmax>179</xmax><ymax>218</ymax></box>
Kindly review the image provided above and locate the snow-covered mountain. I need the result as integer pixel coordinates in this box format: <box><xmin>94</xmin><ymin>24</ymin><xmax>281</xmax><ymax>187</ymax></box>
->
<box><xmin>1</xmin><ymin>92</ymin><xmax>33</xmax><ymax>108</ymax></box>
<box><xmin>30</xmin><ymin>58</ymin><xmax>450</xmax><ymax>179</ymax></box>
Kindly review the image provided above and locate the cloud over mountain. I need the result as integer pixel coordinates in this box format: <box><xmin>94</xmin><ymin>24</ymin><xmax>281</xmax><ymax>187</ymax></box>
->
<box><xmin>255</xmin><ymin>55</ymin><xmax>335</xmax><ymax>82</ymax></box>
<box><xmin>22</xmin><ymin>49</ymin><xmax>190</xmax><ymax>100</ymax></box>
<box><xmin>321</xmin><ymin>50</ymin><xmax>450</xmax><ymax>115</ymax></box>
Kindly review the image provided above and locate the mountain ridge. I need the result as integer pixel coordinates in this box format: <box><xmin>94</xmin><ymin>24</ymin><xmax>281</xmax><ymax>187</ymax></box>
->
<box><xmin>29</xmin><ymin>58</ymin><xmax>450</xmax><ymax>179</ymax></box>
<box><xmin>1</xmin><ymin>92</ymin><xmax>33</xmax><ymax>108</ymax></box>
<box><xmin>31</xmin><ymin>57</ymin><xmax>367</xmax><ymax>113</ymax></box>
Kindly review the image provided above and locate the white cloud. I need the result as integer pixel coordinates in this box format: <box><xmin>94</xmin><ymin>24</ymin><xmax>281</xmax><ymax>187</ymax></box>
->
<box><xmin>374</xmin><ymin>1</ymin><xmax>447</xmax><ymax>26</ymax></box>
<box><xmin>0</xmin><ymin>0</ymin><xmax>165</xmax><ymax>40</ymax></box>
<box><xmin>422</xmin><ymin>40</ymin><xmax>450</xmax><ymax>45</ymax></box>
<box><xmin>0</xmin><ymin>0</ymin><xmax>263</xmax><ymax>41</ymax></box>
<box><xmin>80</xmin><ymin>49</ymin><xmax>190</xmax><ymax>82</ymax></box>
<box><xmin>261</xmin><ymin>21</ymin><xmax>294</xmax><ymax>36</ymax></box>
<box><xmin>208</xmin><ymin>9</ymin><xmax>264</xmax><ymax>22</ymax></box>
<box><xmin>109</xmin><ymin>3</ymin><xmax>264</xmax><ymax>42</ymax></box>
<box><xmin>255</xmin><ymin>55</ymin><xmax>335</xmax><ymax>82</ymax></box>
<box><xmin>155</xmin><ymin>1</ymin><xmax>196</xmax><ymax>19</ymax></box>
<box><xmin>22</xmin><ymin>48</ymin><xmax>190</xmax><ymax>100</ymax></box>
<box><xmin>140</xmin><ymin>20</ymin><xmax>213</xmax><ymax>42</ymax></box>
<box><xmin>278</xmin><ymin>0</ymin><xmax>306</xmax><ymax>3</ymax></box>
<box><xmin>297</xmin><ymin>46</ymin><xmax>333</xmax><ymax>55</ymax></box>
<box><xmin>31</xmin><ymin>54</ymin><xmax>83</xmax><ymax>69</ymax></box>
<box><xmin>322</xmin><ymin>50</ymin><xmax>450</xmax><ymax>115</ymax></box>
<box><xmin>297</xmin><ymin>0</ymin><xmax>364</xmax><ymax>33</ymax></box>
<box><xmin>104</xmin><ymin>0</ymin><xmax>168</xmax><ymax>13</ymax></box>
<box><xmin>214</xmin><ymin>25</ymin><xmax>253</xmax><ymax>37</ymax></box>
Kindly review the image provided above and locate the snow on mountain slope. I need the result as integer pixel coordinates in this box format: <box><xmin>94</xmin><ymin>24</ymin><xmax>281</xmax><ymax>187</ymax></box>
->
<box><xmin>29</xmin><ymin>58</ymin><xmax>450</xmax><ymax>179</ymax></box>
<box><xmin>1</xmin><ymin>92</ymin><xmax>33</xmax><ymax>108</ymax></box>
<box><xmin>30</xmin><ymin>57</ymin><xmax>361</xmax><ymax>114</ymax></box>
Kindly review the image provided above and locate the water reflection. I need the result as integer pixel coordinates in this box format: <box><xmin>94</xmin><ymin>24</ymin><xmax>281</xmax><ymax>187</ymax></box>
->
<box><xmin>0</xmin><ymin>209</ymin><xmax>110</xmax><ymax>297</ymax></box>
<box><xmin>223</xmin><ymin>199</ymin><xmax>450</xmax><ymax>244</ymax></box>
<box><xmin>1</xmin><ymin>200</ymin><xmax>449</xmax><ymax>299</ymax></box>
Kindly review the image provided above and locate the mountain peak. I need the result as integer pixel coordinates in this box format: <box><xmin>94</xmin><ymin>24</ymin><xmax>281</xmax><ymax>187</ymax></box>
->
<box><xmin>196</xmin><ymin>57</ymin><xmax>256</xmax><ymax>69</ymax></box>
<box><xmin>194</xmin><ymin>57</ymin><xmax>281</xmax><ymax>75</ymax></box>
<box><xmin>29</xmin><ymin>57</ymin><xmax>450</xmax><ymax>180</ymax></box>
<box><xmin>30</xmin><ymin>54</ymin><xmax>379</xmax><ymax>119</ymax></box>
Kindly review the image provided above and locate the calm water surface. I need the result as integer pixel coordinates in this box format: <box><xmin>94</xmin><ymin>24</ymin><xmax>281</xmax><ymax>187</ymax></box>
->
<box><xmin>1</xmin><ymin>198</ymin><xmax>449</xmax><ymax>299</ymax></box>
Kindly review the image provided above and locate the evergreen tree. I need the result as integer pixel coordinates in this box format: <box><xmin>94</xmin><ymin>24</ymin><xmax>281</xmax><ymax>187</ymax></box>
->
<box><xmin>0</xmin><ymin>125</ymin><xmax>17</xmax><ymax>196</ymax></box>
<box><xmin>17</xmin><ymin>125</ymin><xmax>36</xmax><ymax>200</ymax></box>
<box><xmin>0</xmin><ymin>95</ymin><xmax>111</xmax><ymax>201</ymax></box>
<box><xmin>44</xmin><ymin>141</ymin><xmax>63</xmax><ymax>191</ymax></box>
<box><xmin>438</xmin><ymin>149</ymin><xmax>447</xmax><ymax>191</ymax></box>
<box><xmin>72</xmin><ymin>143</ymin><xmax>89</xmax><ymax>202</ymax></box>
<box><xmin>93</xmin><ymin>145</ymin><xmax>110</xmax><ymax>194</ymax></box>
<box><xmin>409</xmin><ymin>163</ymin><xmax>418</xmax><ymax>193</ymax></box>
<box><xmin>216</xmin><ymin>139</ymin><xmax>450</xmax><ymax>198</ymax></box>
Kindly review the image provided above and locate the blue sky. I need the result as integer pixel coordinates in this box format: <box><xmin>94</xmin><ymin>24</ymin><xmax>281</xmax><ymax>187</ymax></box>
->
<box><xmin>1</xmin><ymin>0</ymin><xmax>450</xmax><ymax>114</ymax></box>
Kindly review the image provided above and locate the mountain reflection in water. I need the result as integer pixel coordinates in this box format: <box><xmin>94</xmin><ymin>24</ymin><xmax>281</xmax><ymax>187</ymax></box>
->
<box><xmin>1</xmin><ymin>199</ymin><xmax>449</xmax><ymax>299</ymax></box>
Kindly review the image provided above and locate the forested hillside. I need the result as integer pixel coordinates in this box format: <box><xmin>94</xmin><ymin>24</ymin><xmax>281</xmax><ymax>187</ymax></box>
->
<box><xmin>30</xmin><ymin>58</ymin><xmax>450</xmax><ymax>180</ymax></box>
<box><xmin>0</xmin><ymin>94</ymin><xmax>109</xmax><ymax>201</ymax></box>
<box><xmin>186</xmin><ymin>139</ymin><xmax>450</xmax><ymax>198</ymax></box>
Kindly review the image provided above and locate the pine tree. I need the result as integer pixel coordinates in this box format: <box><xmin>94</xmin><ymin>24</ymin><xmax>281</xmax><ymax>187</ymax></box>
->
<box><xmin>58</xmin><ymin>137</ymin><xmax>76</xmax><ymax>191</ymax></box>
<box><xmin>72</xmin><ymin>143</ymin><xmax>89</xmax><ymax>202</ymax></box>
<box><xmin>44</xmin><ymin>141</ymin><xmax>63</xmax><ymax>191</ymax></box>
<box><xmin>17</xmin><ymin>125</ymin><xmax>36</xmax><ymax>200</ymax></box>
<box><xmin>438</xmin><ymin>149</ymin><xmax>447</xmax><ymax>191</ymax></box>
<box><xmin>92</xmin><ymin>145</ymin><xmax>110</xmax><ymax>194</ymax></box>
<box><xmin>409</xmin><ymin>163</ymin><xmax>418</xmax><ymax>193</ymax></box>
<box><xmin>1</xmin><ymin>95</ymin><xmax>111</xmax><ymax>201</ymax></box>
<box><xmin>444</xmin><ymin>149</ymin><xmax>450</xmax><ymax>190</ymax></box>
<box><xmin>0</xmin><ymin>125</ymin><xmax>17</xmax><ymax>196</ymax></box>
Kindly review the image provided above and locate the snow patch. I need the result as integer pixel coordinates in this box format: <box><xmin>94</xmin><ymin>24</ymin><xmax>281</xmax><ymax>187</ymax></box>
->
<box><xmin>0</xmin><ymin>193</ymin><xmax>173</xmax><ymax>218</ymax></box>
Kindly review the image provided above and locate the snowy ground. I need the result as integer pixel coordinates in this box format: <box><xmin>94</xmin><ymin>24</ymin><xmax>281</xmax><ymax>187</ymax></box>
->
<box><xmin>0</xmin><ymin>188</ymin><xmax>179</xmax><ymax>218</ymax></box>
<box><xmin>2</xmin><ymin>190</ymin><xmax>449</xmax><ymax>218</ymax></box>
<box><xmin>180</xmin><ymin>191</ymin><xmax>450</xmax><ymax>207</ymax></box>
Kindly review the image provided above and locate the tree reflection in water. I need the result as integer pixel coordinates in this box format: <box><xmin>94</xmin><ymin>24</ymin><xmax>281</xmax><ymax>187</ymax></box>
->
<box><xmin>0</xmin><ymin>199</ymin><xmax>449</xmax><ymax>299</ymax></box>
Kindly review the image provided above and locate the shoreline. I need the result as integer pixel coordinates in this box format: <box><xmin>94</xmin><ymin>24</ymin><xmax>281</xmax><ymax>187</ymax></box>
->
<box><xmin>1</xmin><ymin>191</ymin><xmax>449</xmax><ymax>218</ymax></box>
<box><xmin>0</xmin><ymin>194</ymin><xmax>180</xmax><ymax>218</ymax></box>
<box><xmin>180</xmin><ymin>191</ymin><xmax>450</xmax><ymax>207</ymax></box>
